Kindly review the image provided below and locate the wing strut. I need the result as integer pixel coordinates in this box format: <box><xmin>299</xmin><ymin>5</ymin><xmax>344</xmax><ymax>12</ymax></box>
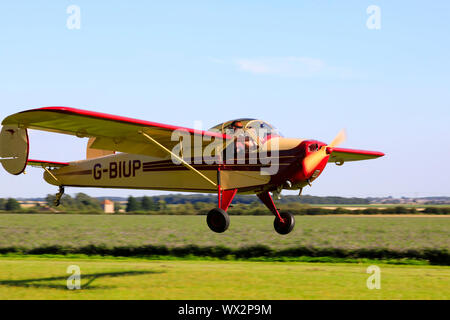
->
<box><xmin>42</xmin><ymin>166</ymin><xmax>60</xmax><ymax>184</ymax></box>
<box><xmin>138</xmin><ymin>131</ymin><xmax>217</xmax><ymax>188</ymax></box>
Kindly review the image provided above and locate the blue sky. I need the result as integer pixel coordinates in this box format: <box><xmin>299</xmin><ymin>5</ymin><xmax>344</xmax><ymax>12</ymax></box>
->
<box><xmin>0</xmin><ymin>1</ymin><xmax>449</xmax><ymax>198</ymax></box>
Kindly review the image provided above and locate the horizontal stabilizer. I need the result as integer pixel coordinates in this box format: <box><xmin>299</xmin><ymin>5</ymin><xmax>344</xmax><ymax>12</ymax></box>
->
<box><xmin>27</xmin><ymin>159</ymin><xmax>69</xmax><ymax>168</ymax></box>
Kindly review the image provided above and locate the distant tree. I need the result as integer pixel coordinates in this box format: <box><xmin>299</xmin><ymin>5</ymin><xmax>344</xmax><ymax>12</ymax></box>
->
<box><xmin>5</xmin><ymin>198</ymin><xmax>21</xmax><ymax>211</ymax></box>
<box><xmin>156</xmin><ymin>200</ymin><xmax>167</xmax><ymax>211</ymax></box>
<box><xmin>182</xmin><ymin>202</ymin><xmax>195</xmax><ymax>215</ymax></box>
<box><xmin>45</xmin><ymin>194</ymin><xmax>56</xmax><ymax>207</ymax></box>
<box><xmin>61</xmin><ymin>194</ymin><xmax>76</xmax><ymax>209</ymax></box>
<box><xmin>114</xmin><ymin>202</ymin><xmax>122</xmax><ymax>213</ymax></box>
<box><xmin>75</xmin><ymin>193</ymin><xmax>101</xmax><ymax>210</ymax></box>
<box><xmin>126</xmin><ymin>196</ymin><xmax>141</xmax><ymax>212</ymax></box>
<box><xmin>394</xmin><ymin>206</ymin><xmax>408</xmax><ymax>214</ymax></box>
<box><xmin>193</xmin><ymin>202</ymin><xmax>208</xmax><ymax>211</ymax></box>
<box><xmin>141</xmin><ymin>196</ymin><xmax>155</xmax><ymax>211</ymax></box>
<box><xmin>0</xmin><ymin>198</ymin><xmax>5</xmax><ymax>210</ymax></box>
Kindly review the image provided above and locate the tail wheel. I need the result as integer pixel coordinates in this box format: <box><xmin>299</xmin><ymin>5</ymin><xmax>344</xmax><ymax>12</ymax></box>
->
<box><xmin>274</xmin><ymin>211</ymin><xmax>295</xmax><ymax>235</ymax></box>
<box><xmin>207</xmin><ymin>208</ymin><xmax>230</xmax><ymax>233</ymax></box>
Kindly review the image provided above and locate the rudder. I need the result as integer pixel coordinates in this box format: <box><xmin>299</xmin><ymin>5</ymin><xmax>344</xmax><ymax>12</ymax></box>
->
<box><xmin>0</xmin><ymin>125</ymin><xmax>29</xmax><ymax>175</ymax></box>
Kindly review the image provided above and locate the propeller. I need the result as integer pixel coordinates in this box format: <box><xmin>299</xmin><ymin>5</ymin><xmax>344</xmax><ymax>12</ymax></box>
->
<box><xmin>303</xmin><ymin>129</ymin><xmax>347</xmax><ymax>176</ymax></box>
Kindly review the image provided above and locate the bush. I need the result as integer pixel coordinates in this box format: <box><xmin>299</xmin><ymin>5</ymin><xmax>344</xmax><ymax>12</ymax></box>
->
<box><xmin>5</xmin><ymin>198</ymin><xmax>21</xmax><ymax>211</ymax></box>
<box><xmin>1</xmin><ymin>244</ymin><xmax>448</xmax><ymax>265</ymax></box>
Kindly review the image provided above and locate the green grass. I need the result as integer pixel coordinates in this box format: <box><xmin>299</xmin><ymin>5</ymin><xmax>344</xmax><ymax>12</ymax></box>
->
<box><xmin>0</xmin><ymin>253</ymin><xmax>432</xmax><ymax>265</ymax></box>
<box><xmin>0</xmin><ymin>214</ymin><xmax>448</xmax><ymax>251</ymax></box>
<box><xmin>0</xmin><ymin>256</ymin><xmax>448</xmax><ymax>299</ymax></box>
<box><xmin>1</xmin><ymin>214</ymin><xmax>448</xmax><ymax>299</ymax></box>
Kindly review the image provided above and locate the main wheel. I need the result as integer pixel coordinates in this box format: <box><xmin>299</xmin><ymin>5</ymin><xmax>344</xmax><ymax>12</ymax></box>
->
<box><xmin>207</xmin><ymin>208</ymin><xmax>230</xmax><ymax>233</ymax></box>
<box><xmin>274</xmin><ymin>212</ymin><xmax>295</xmax><ymax>235</ymax></box>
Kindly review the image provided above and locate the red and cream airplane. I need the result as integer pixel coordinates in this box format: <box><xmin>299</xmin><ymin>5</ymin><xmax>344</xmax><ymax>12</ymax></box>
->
<box><xmin>0</xmin><ymin>107</ymin><xmax>384</xmax><ymax>234</ymax></box>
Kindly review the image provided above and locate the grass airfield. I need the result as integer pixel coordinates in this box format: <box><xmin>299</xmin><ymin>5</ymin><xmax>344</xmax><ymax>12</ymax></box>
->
<box><xmin>0</xmin><ymin>214</ymin><xmax>448</xmax><ymax>299</ymax></box>
<box><xmin>1</xmin><ymin>214</ymin><xmax>448</xmax><ymax>251</ymax></box>
<box><xmin>0</xmin><ymin>255</ymin><xmax>448</xmax><ymax>300</ymax></box>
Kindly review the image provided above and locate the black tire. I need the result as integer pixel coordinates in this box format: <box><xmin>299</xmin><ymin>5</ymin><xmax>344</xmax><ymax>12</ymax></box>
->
<box><xmin>207</xmin><ymin>208</ymin><xmax>230</xmax><ymax>233</ymax></box>
<box><xmin>274</xmin><ymin>211</ymin><xmax>295</xmax><ymax>235</ymax></box>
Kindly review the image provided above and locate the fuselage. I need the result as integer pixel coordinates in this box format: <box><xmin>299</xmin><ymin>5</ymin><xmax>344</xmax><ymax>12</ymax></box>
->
<box><xmin>43</xmin><ymin>137</ymin><xmax>328</xmax><ymax>194</ymax></box>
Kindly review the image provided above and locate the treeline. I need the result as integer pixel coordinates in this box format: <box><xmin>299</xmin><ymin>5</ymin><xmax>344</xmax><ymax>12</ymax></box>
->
<box><xmin>125</xmin><ymin>196</ymin><xmax>167</xmax><ymax>212</ymax></box>
<box><xmin>122</xmin><ymin>196</ymin><xmax>450</xmax><ymax>215</ymax></box>
<box><xmin>0</xmin><ymin>194</ymin><xmax>105</xmax><ymax>213</ymax></box>
<box><xmin>2</xmin><ymin>194</ymin><xmax>450</xmax><ymax>215</ymax></box>
<box><xmin>45</xmin><ymin>193</ymin><xmax>103</xmax><ymax>212</ymax></box>
<box><xmin>0</xmin><ymin>198</ymin><xmax>21</xmax><ymax>211</ymax></box>
<box><xmin>123</xmin><ymin>202</ymin><xmax>450</xmax><ymax>215</ymax></box>
<box><xmin>138</xmin><ymin>194</ymin><xmax>370</xmax><ymax>205</ymax></box>
<box><xmin>282</xmin><ymin>195</ymin><xmax>370</xmax><ymax>204</ymax></box>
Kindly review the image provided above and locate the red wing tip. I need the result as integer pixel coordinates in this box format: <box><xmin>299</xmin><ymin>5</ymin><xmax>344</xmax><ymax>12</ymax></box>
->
<box><xmin>332</xmin><ymin>148</ymin><xmax>385</xmax><ymax>157</ymax></box>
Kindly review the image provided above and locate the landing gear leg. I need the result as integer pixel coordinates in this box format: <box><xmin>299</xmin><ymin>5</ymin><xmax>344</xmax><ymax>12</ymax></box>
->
<box><xmin>257</xmin><ymin>191</ymin><xmax>295</xmax><ymax>235</ymax></box>
<box><xmin>54</xmin><ymin>186</ymin><xmax>65</xmax><ymax>207</ymax></box>
<box><xmin>206</xmin><ymin>169</ymin><xmax>237</xmax><ymax>233</ymax></box>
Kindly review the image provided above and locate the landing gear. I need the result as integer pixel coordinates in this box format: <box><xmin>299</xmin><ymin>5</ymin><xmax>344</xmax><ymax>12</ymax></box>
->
<box><xmin>54</xmin><ymin>186</ymin><xmax>65</xmax><ymax>206</ymax></box>
<box><xmin>257</xmin><ymin>191</ymin><xmax>295</xmax><ymax>235</ymax></box>
<box><xmin>207</xmin><ymin>208</ymin><xmax>230</xmax><ymax>233</ymax></box>
<box><xmin>274</xmin><ymin>211</ymin><xmax>295</xmax><ymax>235</ymax></box>
<box><xmin>207</xmin><ymin>168</ymin><xmax>237</xmax><ymax>233</ymax></box>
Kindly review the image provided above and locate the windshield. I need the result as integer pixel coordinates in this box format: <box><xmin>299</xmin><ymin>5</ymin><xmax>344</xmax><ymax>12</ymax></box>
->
<box><xmin>208</xmin><ymin>119</ymin><xmax>282</xmax><ymax>148</ymax></box>
<box><xmin>209</xmin><ymin>119</ymin><xmax>282</xmax><ymax>137</ymax></box>
<box><xmin>245</xmin><ymin>120</ymin><xmax>282</xmax><ymax>145</ymax></box>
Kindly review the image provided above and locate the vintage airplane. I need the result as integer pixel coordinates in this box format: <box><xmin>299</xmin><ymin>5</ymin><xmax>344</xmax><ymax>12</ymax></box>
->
<box><xmin>0</xmin><ymin>107</ymin><xmax>384</xmax><ymax>234</ymax></box>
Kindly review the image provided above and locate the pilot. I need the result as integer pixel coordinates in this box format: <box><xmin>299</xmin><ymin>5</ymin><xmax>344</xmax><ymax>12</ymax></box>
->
<box><xmin>230</xmin><ymin>120</ymin><xmax>244</xmax><ymax>135</ymax></box>
<box><xmin>228</xmin><ymin>120</ymin><xmax>255</xmax><ymax>153</ymax></box>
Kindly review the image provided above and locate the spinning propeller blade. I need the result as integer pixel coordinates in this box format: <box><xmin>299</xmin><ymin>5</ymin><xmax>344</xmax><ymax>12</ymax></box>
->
<box><xmin>329</xmin><ymin>129</ymin><xmax>347</xmax><ymax>148</ymax></box>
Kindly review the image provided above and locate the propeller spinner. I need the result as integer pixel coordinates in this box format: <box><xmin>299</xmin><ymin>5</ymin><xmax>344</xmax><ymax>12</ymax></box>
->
<box><xmin>303</xmin><ymin>129</ymin><xmax>347</xmax><ymax>177</ymax></box>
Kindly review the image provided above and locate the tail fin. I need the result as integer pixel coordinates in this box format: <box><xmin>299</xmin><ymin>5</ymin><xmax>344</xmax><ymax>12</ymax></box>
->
<box><xmin>0</xmin><ymin>125</ymin><xmax>29</xmax><ymax>175</ymax></box>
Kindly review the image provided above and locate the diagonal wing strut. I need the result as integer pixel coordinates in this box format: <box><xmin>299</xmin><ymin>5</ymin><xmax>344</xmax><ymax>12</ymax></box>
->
<box><xmin>138</xmin><ymin>131</ymin><xmax>217</xmax><ymax>188</ymax></box>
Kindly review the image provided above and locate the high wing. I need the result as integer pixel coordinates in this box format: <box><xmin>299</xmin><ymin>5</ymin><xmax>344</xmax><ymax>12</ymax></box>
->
<box><xmin>328</xmin><ymin>148</ymin><xmax>385</xmax><ymax>163</ymax></box>
<box><xmin>2</xmin><ymin>107</ymin><xmax>231</xmax><ymax>158</ymax></box>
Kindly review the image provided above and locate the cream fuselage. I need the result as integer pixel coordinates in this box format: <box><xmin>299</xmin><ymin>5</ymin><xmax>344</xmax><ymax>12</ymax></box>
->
<box><xmin>43</xmin><ymin>137</ymin><xmax>309</xmax><ymax>194</ymax></box>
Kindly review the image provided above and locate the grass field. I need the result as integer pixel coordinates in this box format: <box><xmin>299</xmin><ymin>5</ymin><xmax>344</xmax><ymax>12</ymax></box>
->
<box><xmin>0</xmin><ymin>256</ymin><xmax>448</xmax><ymax>299</ymax></box>
<box><xmin>1</xmin><ymin>214</ymin><xmax>448</xmax><ymax>299</ymax></box>
<box><xmin>0</xmin><ymin>214</ymin><xmax>448</xmax><ymax>251</ymax></box>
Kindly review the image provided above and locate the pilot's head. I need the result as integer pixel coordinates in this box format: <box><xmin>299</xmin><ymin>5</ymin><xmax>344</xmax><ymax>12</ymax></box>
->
<box><xmin>230</xmin><ymin>120</ymin><xmax>243</xmax><ymax>130</ymax></box>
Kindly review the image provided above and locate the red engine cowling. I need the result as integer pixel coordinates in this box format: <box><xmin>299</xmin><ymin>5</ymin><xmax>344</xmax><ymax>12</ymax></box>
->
<box><xmin>289</xmin><ymin>140</ymin><xmax>329</xmax><ymax>188</ymax></box>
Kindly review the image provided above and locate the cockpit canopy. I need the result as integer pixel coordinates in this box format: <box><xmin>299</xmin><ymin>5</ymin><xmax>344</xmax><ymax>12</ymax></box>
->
<box><xmin>209</xmin><ymin>119</ymin><xmax>283</xmax><ymax>140</ymax></box>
